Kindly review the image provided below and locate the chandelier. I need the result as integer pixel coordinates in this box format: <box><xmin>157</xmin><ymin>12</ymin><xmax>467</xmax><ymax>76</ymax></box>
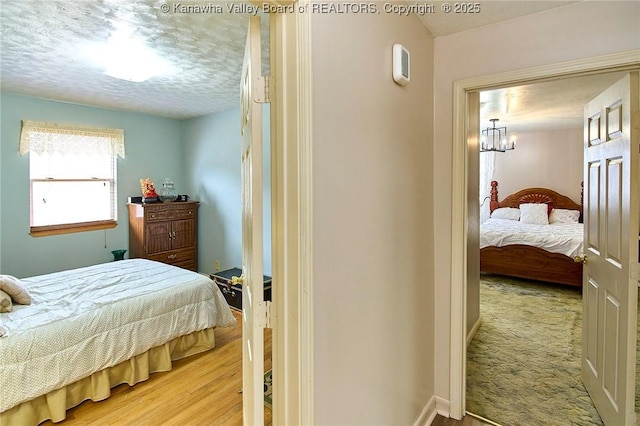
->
<box><xmin>480</xmin><ymin>118</ymin><xmax>515</xmax><ymax>152</ymax></box>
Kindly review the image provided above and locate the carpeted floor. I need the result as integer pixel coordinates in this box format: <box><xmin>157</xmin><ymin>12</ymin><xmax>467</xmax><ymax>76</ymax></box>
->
<box><xmin>264</xmin><ymin>369</ymin><xmax>273</xmax><ymax>408</ymax></box>
<box><xmin>467</xmin><ymin>275</ymin><xmax>604</xmax><ymax>426</ymax></box>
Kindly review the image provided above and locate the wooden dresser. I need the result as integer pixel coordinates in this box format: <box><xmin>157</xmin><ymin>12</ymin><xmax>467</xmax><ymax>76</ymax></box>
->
<box><xmin>127</xmin><ymin>201</ymin><xmax>199</xmax><ymax>271</ymax></box>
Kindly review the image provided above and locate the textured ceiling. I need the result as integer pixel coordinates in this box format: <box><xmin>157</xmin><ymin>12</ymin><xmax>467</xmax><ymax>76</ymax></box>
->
<box><xmin>1</xmin><ymin>0</ymin><xmax>599</xmax><ymax>125</ymax></box>
<box><xmin>0</xmin><ymin>0</ymin><xmax>269</xmax><ymax>119</ymax></box>
<box><xmin>417</xmin><ymin>1</ymin><xmax>575</xmax><ymax>37</ymax></box>
<box><xmin>480</xmin><ymin>72</ymin><xmax>627</xmax><ymax>133</ymax></box>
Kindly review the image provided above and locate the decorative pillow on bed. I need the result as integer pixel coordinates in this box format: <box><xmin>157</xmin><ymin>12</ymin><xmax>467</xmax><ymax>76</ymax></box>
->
<box><xmin>491</xmin><ymin>207</ymin><xmax>521</xmax><ymax>220</ymax></box>
<box><xmin>0</xmin><ymin>274</ymin><xmax>32</xmax><ymax>305</ymax></box>
<box><xmin>0</xmin><ymin>289</ymin><xmax>12</xmax><ymax>313</ymax></box>
<box><xmin>549</xmin><ymin>208</ymin><xmax>581</xmax><ymax>224</ymax></box>
<box><xmin>519</xmin><ymin>203</ymin><xmax>549</xmax><ymax>225</ymax></box>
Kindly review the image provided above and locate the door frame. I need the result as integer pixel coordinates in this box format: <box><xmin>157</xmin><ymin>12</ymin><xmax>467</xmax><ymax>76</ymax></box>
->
<box><xmin>243</xmin><ymin>0</ymin><xmax>313</xmax><ymax>423</ymax></box>
<box><xmin>449</xmin><ymin>49</ymin><xmax>640</xmax><ymax>419</ymax></box>
<box><xmin>266</xmin><ymin>1</ymin><xmax>314</xmax><ymax>425</ymax></box>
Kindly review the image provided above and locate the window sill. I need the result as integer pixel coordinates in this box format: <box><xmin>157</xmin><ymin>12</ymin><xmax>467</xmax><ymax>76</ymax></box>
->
<box><xmin>30</xmin><ymin>220</ymin><xmax>117</xmax><ymax>237</ymax></box>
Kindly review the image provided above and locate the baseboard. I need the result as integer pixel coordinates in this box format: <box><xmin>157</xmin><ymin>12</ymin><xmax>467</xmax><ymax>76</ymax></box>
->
<box><xmin>435</xmin><ymin>395</ymin><xmax>450</xmax><ymax>417</ymax></box>
<box><xmin>414</xmin><ymin>395</ymin><xmax>458</xmax><ymax>425</ymax></box>
<box><xmin>466</xmin><ymin>316</ymin><xmax>482</xmax><ymax>347</ymax></box>
<box><xmin>414</xmin><ymin>395</ymin><xmax>437</xmax><ymax>426</ymax></box>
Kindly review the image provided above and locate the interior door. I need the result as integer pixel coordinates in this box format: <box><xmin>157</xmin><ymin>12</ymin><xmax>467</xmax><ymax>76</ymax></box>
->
<box><xmin>582</xmin><ymin>72</ymin><xmax>639</xmax><ymax>426</ymax></box>
<box><xmin>240</xmin><ymin>15</ymin><xmax>265</xmax><ymax>426</ymax></box>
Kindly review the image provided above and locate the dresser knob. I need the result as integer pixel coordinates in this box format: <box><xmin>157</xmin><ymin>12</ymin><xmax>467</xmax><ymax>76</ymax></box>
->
<box><xmin>168</xmin><ymin>254</ymin><xmax>177</xmax><ymax>260</ymax></box>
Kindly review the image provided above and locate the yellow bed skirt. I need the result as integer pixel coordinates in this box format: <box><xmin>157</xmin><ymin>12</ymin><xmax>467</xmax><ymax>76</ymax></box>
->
<box><xmin>0</xmin><ymin>328</ymin><xmax>215</xmax><ymax>425</ymax></box>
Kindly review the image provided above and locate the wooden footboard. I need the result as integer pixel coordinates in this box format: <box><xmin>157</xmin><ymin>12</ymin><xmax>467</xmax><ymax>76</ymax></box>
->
<box><xmin>480</xmin><ymin>244</ymin><xmax>583</xmax><ymax>287</ymax></box>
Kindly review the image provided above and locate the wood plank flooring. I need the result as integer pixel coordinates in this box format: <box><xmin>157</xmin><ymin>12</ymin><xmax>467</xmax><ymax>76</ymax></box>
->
<box><xmin>41</xmin><ymin>309</ymin><xmax>495</xmax><ymax>426</ymax></box>
<box><xmin>43</xmin><ymin>310</ymin><xmax>271</xmax><ymax>425</ymax></box>
<box><xmin>433</xmin><ymin>413</ymin><xmax>499</xmax><ymax>426</ymax></box>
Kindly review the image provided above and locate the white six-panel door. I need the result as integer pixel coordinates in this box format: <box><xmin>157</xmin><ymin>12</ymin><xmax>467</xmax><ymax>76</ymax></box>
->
<box><xmin>582</xmin><ymin>72</ymin><xmax>639</xmax><ymax>426</ymax></box>
<box><xmin>240</xmin><ymin>15</ymin><xmax>265</xmax><ymax>426</ymax></box>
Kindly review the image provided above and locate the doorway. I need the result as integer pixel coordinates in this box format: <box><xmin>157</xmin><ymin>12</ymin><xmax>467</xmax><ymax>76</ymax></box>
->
<box><xmin>467</xmin><ymin>74</ymin><xmax>621</xmax><ymax>424</ymax></box>
<box><xmin>448</xmin><ymin>51</ymin><xmax>640</xmax><ymax>420</ymax></box>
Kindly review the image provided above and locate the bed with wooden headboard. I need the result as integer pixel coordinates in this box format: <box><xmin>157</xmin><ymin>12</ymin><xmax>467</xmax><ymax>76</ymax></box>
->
<box><xmin>480</xmin><ymin>180</ymin><xmax>584</xmax><ymax>287</ymax></box>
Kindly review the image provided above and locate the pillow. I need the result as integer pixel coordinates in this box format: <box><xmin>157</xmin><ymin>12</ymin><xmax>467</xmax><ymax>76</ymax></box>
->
<box><xmin>519</xmin><ymin>203</ymin><xmax>549</xmax><ymax>225</ymax></box>
<box><xmin>519</xmin><ymin>194</ymin><xmax>554</xmax><ymax>216</ymax></box>
<box><xmin>491</xmin><ymin>207</ymin><xmax>520</xmax><ymax>221</ymax></box>
<box><xmin>0</xmin><ymin>289</ymin><xmax>12</xmax><ymax>313</ymax></box>
<box><xmin>0</xmin><ymin>324</ymin><xmax>5</xmax><ymax>337</ymax></box>
<box><xmin>549</xmin><ymin>208</ymin><xmax>580</xmax><ymax>224</ymax></box>
<box><xmin>0</xmin><ymin>274</ymin><xmax>31</xmax><ymax>305</ymax></box>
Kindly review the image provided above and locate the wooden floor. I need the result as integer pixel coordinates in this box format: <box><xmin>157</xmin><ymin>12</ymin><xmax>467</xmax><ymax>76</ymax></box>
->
<box><xmin>433</xmin><ymin>413</ymin><xmax>499</xmax><ymax>426</ymax></box>
<box><xmin>40</xmin><ymin>309</ymin><xmax>497</xmax><ymax>426</ymax></box>
<box><xmin>43</xmin><ymin>310</ymin><xmax>271</xmax><ymax>425</ymax></box>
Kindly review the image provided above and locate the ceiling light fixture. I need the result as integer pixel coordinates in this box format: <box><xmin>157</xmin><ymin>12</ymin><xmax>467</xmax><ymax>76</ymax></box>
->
<box><xmin>480</xmin><ymin>118</ymin><xmax>516</xmax><ymax>152</ymax></box>
<box><xmin>91</xmin><ymin>25</ymin><xmax>173</xmax><ymax>83</ymax></box>
<box><xmin>104</xmin><ymin>65</ymin><xmax>154</xmax><ymax>83</ymax></box>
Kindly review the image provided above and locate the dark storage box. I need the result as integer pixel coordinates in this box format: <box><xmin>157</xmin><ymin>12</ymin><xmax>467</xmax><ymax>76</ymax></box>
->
<box><xmin>210</xmin><ymin>267</ymin><xmax>272</xmax><ymax>311</ymax></box>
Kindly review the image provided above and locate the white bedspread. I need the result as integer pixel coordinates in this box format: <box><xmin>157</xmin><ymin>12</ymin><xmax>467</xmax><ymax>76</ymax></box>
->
<box><xmin>0</xmin><ymin>259</ymin><xmax>236</xmax><ymax>413</ymax></box>
<box><xmin>480</xmin><ymin>218</ymin><xmax>584</xmax><ymax>258</ymax></box>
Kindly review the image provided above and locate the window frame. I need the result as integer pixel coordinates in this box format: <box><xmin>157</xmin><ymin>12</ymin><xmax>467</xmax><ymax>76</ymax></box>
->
<box><xmin>20</xmin><ymin>120</ymin><xmax>124</xmax><ymax>237</ymax></box>
<box><xmin>29</xmin><ymin>178</ymin><xmax>118</xmax><ymax>237</ymax></box>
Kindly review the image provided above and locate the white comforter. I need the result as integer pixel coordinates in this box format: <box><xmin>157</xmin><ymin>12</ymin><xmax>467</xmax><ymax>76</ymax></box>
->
<box><xmin>0</xmin><ymin>259</ymin><xmax>236</xmax><ymax>413</ymax></box>
<box><xmin>480</xmin><ymin>218</ymin><xmax>584</xmax><ymax>258</ymax></box>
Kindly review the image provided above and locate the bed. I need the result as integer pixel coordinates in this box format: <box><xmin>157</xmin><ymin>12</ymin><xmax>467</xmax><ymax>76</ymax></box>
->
<box><xmin>480</xmin><ymin>180</ymin><xmax>584</xmax><ymax>287</ymax></box>
<box><xmin>0</xmin><ymin>258</ymin><xmax>236</xmax><ymax>425</ymax></box>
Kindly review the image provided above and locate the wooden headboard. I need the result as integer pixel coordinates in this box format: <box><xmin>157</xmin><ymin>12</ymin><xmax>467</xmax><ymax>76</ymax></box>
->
<box><xmin>489</xmin><ymin>180</ymin><xmax>583</xmax><ymax>215</ymax></box>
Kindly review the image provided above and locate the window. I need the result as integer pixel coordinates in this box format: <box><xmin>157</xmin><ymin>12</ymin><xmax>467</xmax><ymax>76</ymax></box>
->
<box><xmin>19</xmin><ymin>121</ymin><xmax>125</xmax><ymax>237</ymax></box>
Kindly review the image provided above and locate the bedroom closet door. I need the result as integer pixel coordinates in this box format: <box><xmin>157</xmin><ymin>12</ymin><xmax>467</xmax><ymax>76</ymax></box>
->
<box><xmin>582</xmin><ymin>72</ymin><xmax>639</xmax><ymax>426</ymax></box>
<box><xmin>240</xmin><ymin>15</ymin><xmax>266</xmax><ymax>426</ymax></box>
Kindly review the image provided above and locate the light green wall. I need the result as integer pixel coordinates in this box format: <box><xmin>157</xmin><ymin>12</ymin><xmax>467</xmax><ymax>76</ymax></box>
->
<box><xmin>182</xmin><ymin>106</ymin><xmax>271</xmax><ymax>276</ymax></box>
<box><xmin>0</xmin><ymin>92</ymin><xmax>185</xmax><ymax>277</ymax></box>
<box><xmin>0</xmin><ymin>92</ymin><xmax>271</xmax><ymax>279</ymax></box>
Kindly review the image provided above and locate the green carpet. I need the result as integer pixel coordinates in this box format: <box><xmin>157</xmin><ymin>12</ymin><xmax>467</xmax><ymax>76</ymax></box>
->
<box><xmin>467</xmin><ymin>275</ymin><xmax>604</xmax><ymax>426</ymax></box>
<box><xmin>264</xmin><ymin>369</ymin><xmax>272</xmax><ymax>408</ymax></box>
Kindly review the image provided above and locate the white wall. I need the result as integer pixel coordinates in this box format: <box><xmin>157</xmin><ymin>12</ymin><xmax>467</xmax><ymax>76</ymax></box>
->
<box><xmin>433</xmin><ymin>0</ymin><xmax>640</xmax><ymax>405</ymax></box>
<box><xmin>311</xmin><ymin>11</ymin><xmax>434</xmax><ymax>425</ymax></box>
<box><xmin>491</xmin><ymin>128</ymin><xmax>583</xmax><ymax>202</ymax></box>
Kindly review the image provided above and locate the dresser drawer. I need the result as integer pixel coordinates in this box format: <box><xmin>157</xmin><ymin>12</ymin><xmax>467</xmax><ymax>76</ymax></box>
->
<box><xmin>145</xmin><ymin>205</ymin><xmax>196</xmax><ymax>222</ymax></box>
<box><xmin>128</xmin><ymin>201</ymin><xmax>199</xmax><ymax>272</ymax></box>
<box><xmin>147</xmin><ymin>248</ymin><xmax>195</xmax><ymax>265</ymax></box>
<box><xmin>172</xmin><ymin>205</ymin><xmax>197</xmax><ymax>219</ymax></box>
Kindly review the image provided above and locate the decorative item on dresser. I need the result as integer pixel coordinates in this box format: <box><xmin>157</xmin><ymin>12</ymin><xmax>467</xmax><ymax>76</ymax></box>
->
<box><xmin>128</xmin><ymin>201</ymin><xmax>199</xmax><ymax>271</ymax></box>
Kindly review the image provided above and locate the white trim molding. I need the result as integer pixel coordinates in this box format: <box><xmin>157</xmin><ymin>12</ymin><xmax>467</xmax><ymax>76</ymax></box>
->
<box><xmin>449</xmin><ymin>49</ymin><xmax>640</xmax><ymax>419</ymax></box>
<box><xmin>296</xmin><ymin>1</ymin><xmax>315</xmax><ymax>423</ymax></box>
<box><xmin>466</xmin><ymin>317</ymin><xmax>482</xmax><ymax>348</ymax></box>
<box><xmin>436</xmin><ymin>395</ymin><xmax>451</xmax><ymax>417</ymax></box>
<box><xmin>268</xmin><ymin>1</ymin><xmax>314</xmax><ymax>424</ymax></box>
<box><xmin>413</xmin><ymin>395</ymin><xmax>438</xmax><ymax>426</ymax></box>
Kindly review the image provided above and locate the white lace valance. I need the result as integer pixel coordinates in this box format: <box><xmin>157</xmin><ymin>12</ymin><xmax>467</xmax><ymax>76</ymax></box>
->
<box><xmin>19</xmin><ymin>120</ymin><xmax>125</xmax><ymax>158</ymax></box>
